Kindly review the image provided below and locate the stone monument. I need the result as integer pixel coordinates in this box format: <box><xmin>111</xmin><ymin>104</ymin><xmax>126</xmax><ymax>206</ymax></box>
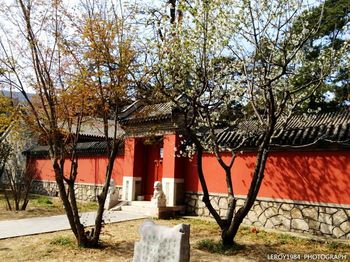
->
<box><xmin>133</xmin><ymin>220</ymin><xmax>190</xmax><ymax>262</ymax></box>
<box><xmin>104</xmin><ymin>179</ymin><xmax>119</xmax><ymax>210</ymax></box>
<box><xmin>151</xmin><ymin>181</ymin><xmax>167</xmax><ymax>207</ymax></box>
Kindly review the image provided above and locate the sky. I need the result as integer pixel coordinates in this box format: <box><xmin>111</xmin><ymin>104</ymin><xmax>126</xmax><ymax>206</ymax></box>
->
<box><xmin>0</xmin><ymin>0</ymin><xmax>344</xmax><ymax>98</ymax></box>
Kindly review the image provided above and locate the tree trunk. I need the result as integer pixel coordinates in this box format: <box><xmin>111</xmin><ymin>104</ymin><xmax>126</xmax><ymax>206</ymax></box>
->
<box><xmin>4</xmin><ymin>189</ymin><xmax>12</xmax><ymax>211</ymax></box>
<box><xmin>222</xmin><ymin>133</ymin><xmax>272</xmax><ymax>245</ymax></box>
<box><xmin>53</xmin><ymin>162</ymin><xmax>80</xmax><ymax>240</ymax></box>
<box><xmin>221</xmin><ymin>228</ymin><xmax>235</xmax><ymax>246</ymax></box>
<box><xmin>90</xmin><ymin>143</ymin><xmax>119</xmax><ymax>247</ymax></box>
<box><xmin>193</xmin><ymin>126</ymin><xmax>273</xmax><ymax>246</ymax></box>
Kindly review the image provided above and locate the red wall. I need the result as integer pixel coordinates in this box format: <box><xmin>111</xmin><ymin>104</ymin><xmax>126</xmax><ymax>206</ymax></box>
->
<box><xmin>33</xmin><ymin>156</ymin><xmax>124</xmax><ymax>186</ymax></box>
<box><xmin>32</xmin><ymin>148</ymin><xmax>350</xmax><ymax>205</ymax></box>
<box><xmin>184</xmin><ymin>151</ymin><xmax>350</xmax><ymax>205</ymax></box>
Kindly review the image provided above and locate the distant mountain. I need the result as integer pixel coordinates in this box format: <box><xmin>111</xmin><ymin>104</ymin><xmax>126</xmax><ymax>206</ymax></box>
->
<box><xmin>1</xmin><ymin>90</ymin><xmax>34</xmax><ymax>102</ymax></box>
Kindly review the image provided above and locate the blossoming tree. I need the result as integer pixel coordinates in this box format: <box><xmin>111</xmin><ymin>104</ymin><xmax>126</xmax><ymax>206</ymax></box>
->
<box><xmin>150</xmin><ymin>0</ymin><xmax>347</xmax><ymax>245</ymax></box>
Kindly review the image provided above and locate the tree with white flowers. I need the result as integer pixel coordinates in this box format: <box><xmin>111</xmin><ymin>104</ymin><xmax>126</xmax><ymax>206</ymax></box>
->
<box><xmin>149</xmin><ymin>0</ymin><xmax>347</xmax><ymax>245</ymax></box>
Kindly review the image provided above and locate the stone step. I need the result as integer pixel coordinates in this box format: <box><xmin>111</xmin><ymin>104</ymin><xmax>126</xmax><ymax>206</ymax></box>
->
<box><xmin>128</xmin><ymin>201</ymin><xmax>154</xmax><ymax>208</ymax></box>
<box><xmin>121</xmin><ymin>205</ymin><xmax>152</xmax><ymax>215</ymax></box>
<box><xmin>121</xmin><ymin>204</ymin><xmax>186</xmax><ymax>218</ymax></box>
<box><xmin>109</xmin><ymin>201</ymin><xmax>128</xmax><ymax>211</ymax></box>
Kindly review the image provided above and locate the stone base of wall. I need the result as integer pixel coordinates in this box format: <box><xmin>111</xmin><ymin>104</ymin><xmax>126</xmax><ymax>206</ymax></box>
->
<box><xmin>31</xmin><ymin>180</ymin><xmax>122</xmax><ymax>202</ymax></box>
<box><xmin>184</xmin><ymin>192</ymin><xmax>350</xmax><ymax>239</ymax></box>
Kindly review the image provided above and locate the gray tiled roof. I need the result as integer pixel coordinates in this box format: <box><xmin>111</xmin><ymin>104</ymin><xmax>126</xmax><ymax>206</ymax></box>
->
<box><xmin>120</xmin><ymin>102</ymin><xmax>173</xmax><ymax>124</ymax></box>
<box><xmin>217</xmin><ymin>110</ymin><xmax>350</xmax><ymax>148</ymax></box>
<box><xmin>68</xmin><ymin>117</ymin><xmax>124</xmax><ymax>139</ymax></box>
<box><xmin>24</xmin><ymin>141</ymin><xmax>123</xmax><ymax>157</ymax></box>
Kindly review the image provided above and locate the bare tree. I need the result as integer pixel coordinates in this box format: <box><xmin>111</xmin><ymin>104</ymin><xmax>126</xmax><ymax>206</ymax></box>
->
<box><xmin>0</xmin><ymin>93</ymin><xmax>35</xmax><ymax>211</ymax></box>
<box><xmin>0</xmin><ymin>142</ymin><xmax>11</xmax><ymax>182</ymax></box>
<box><xmin>3</xmin><ymin>158</ymin><xmax>37</xmax><ymax>211</ymax></box>
<box><xmin>0</xmin><ymin>95</ymin><xmax>13</xmax><ymax>180</ymax></box>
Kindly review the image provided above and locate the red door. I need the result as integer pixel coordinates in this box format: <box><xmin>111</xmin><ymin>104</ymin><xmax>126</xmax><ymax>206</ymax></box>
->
<box><xmin>143</xmin><ymin>144</ymin><xmax>163</xmax><ymax>200</ymax></box>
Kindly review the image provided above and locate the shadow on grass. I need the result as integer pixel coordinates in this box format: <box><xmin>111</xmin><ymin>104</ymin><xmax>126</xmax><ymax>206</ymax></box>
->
<box><xmin>49</xmin><ymin>234</ymin><xmax>135</xmax><ymax>257</ymax></box>
<box><xmin>99</xmin><ymin>240</ymin><xmax>135</xmax><ymax>257</ymax></box>
<box><xmin>195</xmin><ymin>238</ymin><xmax>302</xmax><ymax>262</ymax></box>
<box><xmin>195</xmin><ymin>238</ymin><xmax>350</xmax><ymax>262</ymax></box>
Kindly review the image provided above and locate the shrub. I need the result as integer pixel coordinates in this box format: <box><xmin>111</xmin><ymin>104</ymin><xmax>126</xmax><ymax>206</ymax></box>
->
<box><xmin>36</xmin><ymin>196</ymin><xmax>53</xmax><ymax>205</ymax></box>
<box><xmin>196</xmin><ymin>239</ymin><xmax>245</xmax><ymax>255</ymax></box>
<box><xmin>50</xmin><ymin>236</ymin><xmax>74</xmax><ymax>247</ymax></box>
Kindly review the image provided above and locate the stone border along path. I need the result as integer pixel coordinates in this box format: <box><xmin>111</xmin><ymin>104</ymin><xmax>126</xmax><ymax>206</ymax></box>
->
<box><xmin>0</xmin><ymin>211</ymin><xmax>147</xmax><ymax>239</ymax></box>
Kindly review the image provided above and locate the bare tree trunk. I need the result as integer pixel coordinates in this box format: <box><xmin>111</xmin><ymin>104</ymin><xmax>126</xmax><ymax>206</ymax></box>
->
<box><xmin>91</xmin><ymin>139</ymin><xmax>119</xmax><ymax>246</ymax></box>
<box><xmin>4</xmin><ymin>189</ymin><xmax>12</xmax><ymax>211</ymax></box>
<box><xmin>21</xmin><ymin>173</ymin><xmax>33</xmax><ymax>210</ymax></box>
<box><xmin>223</xmin><ymin>146</ymin><xmax>269</xmax><ymax>245</ymax></box>
<box><xmin>193</xmin><ymin>124</ymin><xmax>274</xmax><ymax>246</ymax></box>
<box><xmin>53</xmin><ymin>161</ymin><xmax>79</xmax><ymax>240</ymax></box>
<box><xmin>52</xmin><ymin>139</ymin><xmax>120</xmax><ymax>248</ymax></box>
<box><xmin>194</xmin><ymin>142</ymin><xmax>226</xmax><ymax>229</ymax></box>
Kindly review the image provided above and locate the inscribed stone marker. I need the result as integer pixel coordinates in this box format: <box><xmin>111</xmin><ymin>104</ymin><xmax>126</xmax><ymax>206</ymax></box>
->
<box><xmin>133</xmin><ymin>220</ymin><xmax>190</xmax><ymax>262</ymax></box>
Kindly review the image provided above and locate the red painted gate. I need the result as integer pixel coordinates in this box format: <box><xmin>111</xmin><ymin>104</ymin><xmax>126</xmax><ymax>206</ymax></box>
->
<box><xmin>142</xmin><ymin>144</ymin><xmax>163</xmax><ymax>200</ymax></box>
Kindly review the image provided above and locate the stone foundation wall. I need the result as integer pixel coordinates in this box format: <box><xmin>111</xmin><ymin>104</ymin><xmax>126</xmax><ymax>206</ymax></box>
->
<box><xmin>31</xmin><ymin>180</ymin><xmax>122</xmax><ymax>202</ymax></box>
<box><xmin>184</xmin><ymin>192</ymin><xmax>350</xmax><ymax>239</ymax></box>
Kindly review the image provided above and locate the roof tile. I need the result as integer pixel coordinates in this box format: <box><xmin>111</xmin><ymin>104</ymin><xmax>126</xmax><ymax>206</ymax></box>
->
<box><xmin>218</xmin><ymin>110</ymin><xmax>350</xmax><ymax>148</ymax></box>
